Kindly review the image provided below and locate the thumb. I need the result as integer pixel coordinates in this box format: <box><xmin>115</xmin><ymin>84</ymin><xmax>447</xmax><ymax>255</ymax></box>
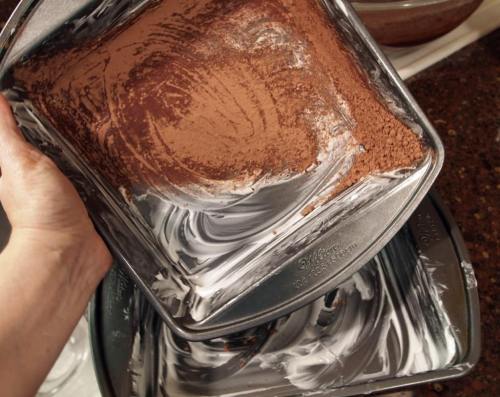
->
<box><xmin>0</xmin><ymin>95</ymin><xmax>30</xmax><ymax>176</ymax></box>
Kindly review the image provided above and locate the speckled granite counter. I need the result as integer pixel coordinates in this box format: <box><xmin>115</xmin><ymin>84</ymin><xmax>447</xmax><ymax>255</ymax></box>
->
<box><xmin>0</xmin><ymin>3</ymin><xmax>498</xmax><ymax>396</ymax></box>
<box><xmin>406</xmin><ymin>29</ymin><xmax>499</xmax><ymax>397</ymax></box>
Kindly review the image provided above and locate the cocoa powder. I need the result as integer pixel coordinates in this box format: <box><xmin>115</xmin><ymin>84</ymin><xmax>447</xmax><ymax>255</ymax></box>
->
<box><xmin>14</xmin><ymin>0</ymin><xmax>424</xmax><ymax>196</ymax></box>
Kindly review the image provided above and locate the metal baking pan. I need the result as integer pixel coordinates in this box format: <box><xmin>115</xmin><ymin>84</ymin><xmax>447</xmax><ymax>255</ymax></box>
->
<box><xmin>89</xmin><ymin>192</ymin><xmax>480</xmax><ymax>397</ymax></box>
<box><xmin>0</xmin><ymin>0</ymin><xmax>444</xmax><ymax>340</ymax></box>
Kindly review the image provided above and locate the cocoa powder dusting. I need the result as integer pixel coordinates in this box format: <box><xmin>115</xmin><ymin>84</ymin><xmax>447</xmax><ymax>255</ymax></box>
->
<box><xmin>14</xmin><ymin>0</ymin><xmax>424</xmax><ymax>197</ymax></box>
<box><xmin>290</xmin><ymin>2</ymin><xmax>424</xmax><ymax>191</ymax></box>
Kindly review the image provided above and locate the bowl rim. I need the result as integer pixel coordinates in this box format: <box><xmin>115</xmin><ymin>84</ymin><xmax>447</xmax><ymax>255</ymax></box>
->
<box><xmin>351</xmin><ymin>0</ymin><xmax>477</xmax><ymax>11</ymax></box>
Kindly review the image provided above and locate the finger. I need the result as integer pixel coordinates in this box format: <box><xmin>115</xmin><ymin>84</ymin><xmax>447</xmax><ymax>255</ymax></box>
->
<box><xmin>0</xmin><ymin>95</ymin><xmax>24</xmax><ymax>136</ymax></box>
<box><xmin>0</xmin><ymin>95</ymin><xmax>29</xmax><ymax>172</ymax></box>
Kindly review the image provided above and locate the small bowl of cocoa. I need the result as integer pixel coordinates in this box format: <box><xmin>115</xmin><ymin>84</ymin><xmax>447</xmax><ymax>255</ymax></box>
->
<box><xmin>350</xmin><ymin>0</ymin><xmax>483</xmax><ymax>46</ymax></box>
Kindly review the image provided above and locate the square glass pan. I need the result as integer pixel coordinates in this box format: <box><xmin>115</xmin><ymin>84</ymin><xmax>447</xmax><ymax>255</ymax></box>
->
<box><xmin>0</xmin><ymin>0</ymin><xmax>443</xmax><ymax>340</ymax></box>
<box><xmin>89</xmin><ymin>192</ymin><xmax>480</xmax><ymax>397</ymax></box>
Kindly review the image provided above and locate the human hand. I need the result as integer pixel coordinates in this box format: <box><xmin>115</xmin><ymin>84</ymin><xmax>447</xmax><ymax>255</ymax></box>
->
<box><xmin>0</xmin><ymin>96</ymin><xmax>111</xmax><ymax>265</ymax></box>
<box><xmin>0</xmin><ymin>95</ymin><xmax>112</xmax><ymax>397</ymax></box>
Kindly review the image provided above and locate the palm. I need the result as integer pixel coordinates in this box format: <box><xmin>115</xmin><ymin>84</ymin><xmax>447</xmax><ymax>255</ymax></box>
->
<box><xmin>2</xmin><ymin>150</ymin><xmax>91</xmax><ymax>235</ymax></box>
<box><xmin>0</xmin><ymin>96</ymin><xmax>110</xmax><ymax>263</ymax></box>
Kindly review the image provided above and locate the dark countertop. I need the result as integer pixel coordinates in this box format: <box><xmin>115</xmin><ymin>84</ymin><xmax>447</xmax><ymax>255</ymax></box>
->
<box><xmin>0</xmin><ymin>4</ymin><xmax>498</xmax><ymax>396</ymax></box>
<box><xmin>407</xmin><ymin>29</ymin><xmax>500</xmax><ymax>397</ymax></box>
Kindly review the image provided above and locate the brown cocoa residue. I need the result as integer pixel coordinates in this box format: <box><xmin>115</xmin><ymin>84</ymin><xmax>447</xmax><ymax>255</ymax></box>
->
<box><xmin>354</xmin><ymin>0</ymin><xmax>483</xmax><ymax>46</ymax></box>
<box><xmin>292</xmin><ymin>1</ymin><xmax>424</xmax><ymax>191</ymax></box>
<box><xmin>14</xmin><ymin>0</ymin><xmax>424</xmax><ymax>196</ymax></box>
